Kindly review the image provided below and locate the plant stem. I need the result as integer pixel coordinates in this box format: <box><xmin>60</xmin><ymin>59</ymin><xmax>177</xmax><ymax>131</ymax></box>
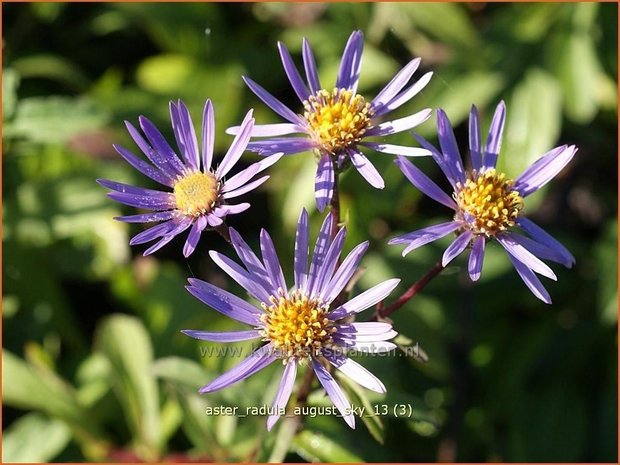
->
<box><xmin>214</xmin><ymin>223</ymin><xmax>232</xmax><ymax>244</ymax></box>
<box><xmin>329</xmin><ymin>171</ymin><xmax>341</xmax><ymax>239</ymax></box>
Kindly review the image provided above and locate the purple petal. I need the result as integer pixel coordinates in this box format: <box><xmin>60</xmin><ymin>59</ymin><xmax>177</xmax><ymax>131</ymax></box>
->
<box><xmin>278</xmin><ymin>41</ymin><xmax>310</xmax><ymax>102</ymax></box>
<box><xmin>209</xmin><ymin>250</ymin><xmax>273</xmax><ymax>303</ymax></box>
<box><xmin>507</xmin><ymin>232</ymin><xmax>572</xmax><ymax>268</ymax></box>
<box><xmin>206</xmin><ymin>214</ymin><xmax>223</xmax><ymax>227</ymax></box>
<box><xmin>97</xmin><ymin>178</ymin><xmax>171</xmax><ymax>198</ymax></box>
<box><xmin>267</xmin><ymin>360</ymin><xmax>297</xmax><ymax>431</ymax></box>
<box><xmin>442</xmin><ymin>230</ymin><xmax>472</xmax><ymax>267</ymax></box>
<box><xmin>395</xmin><ymin>156</ymin><xmax>456</xmax><ymax>209</ymax></box>
<box><xmin>182</xmin><ymin>216</ymin><xmax>207</xmax><ymax>257</ymax></box>
<box><xmin>513</xmin><ymin>145</ymin><xmax>577</xmax><ymax>197</ymax></box>
<box><xmin>388</xmin><ymin>221</ymin><xmax>460</xmax><ymax>256</ymax></box>
<box><xmin>199</xmin><ymin>344</ymin><xmax>276</xmax><ymax>393</ymax></box>
<box><xmin>335</xmin><ymin>323</ymin><xmax>396</xmax><ymax>342</ymax></box>
<box><xmin>506</xmin><ymin>253</ymin><xmax>552</xmax><ymax>304</ymax></box>
<box><xmin>321</xmin><ymin>241</ymin><xmax>369</xmax><ymax>303</ymax></box>
<box><xmin>216</xmin><ymin>110</ymin><xmax>254</xmax><ymax>179</ymax></box>
<box><xmin>137</xmin><ymin>116</ymin><xmax>186</xmax><ymax>176</ymax></box>
<box><xmin>373</xmin><ymin>71</ymin><xmax>433</xmax><ymax>118</ymax></box>
<box><xmin>242</xmin><ymin>76</ymin><xmax>305</xmax><ymax>126</ymax></box>
<box><xmin>130</xmin><ymin>221</ymin><xmax>175</xmax><ymax>245</ymax></box>
<box><xmin>361</xmin><ymin>141</ymin><xmax>430</xmax><ymax>158</ymax></box>
<box><xmin>202</xmin><ymin>99</ymin><xmax>215</xmax><ymax>171</ymax></box>
<box><xmin>468</xmin><ymin>235</ymin><xmax>486</xmax><ymax>281</ymax></box>
<box><xmin>222</xmin><ymin>164</ymin><xmax>259</xmax><ymax>193</ymax></box>
<box><xmin>329</xmin><ymin>278</ymin><xmax>400</xmax><ymax>320</ymax></box>
<box><xmin>313</xmin><ymin>227</ymin><xmax>347</xmax><ymax>298</ymax></box>
<box><xmin>337</xmin><ymin>340</ymin><xmax>396</xmax><ymax>352</ymax></box>
<box><xmin>227</xmin><ymin>123</ymin><xmax>303</xmax><ymax>137</ymax></box>
<box><xmin>496</xmin><ymin>234</ymin><xmax>557</xmax><ymax>281</ymax></box>
<box><xmin>212</xmin><ymin>203</ymin><xmax>251</xmax><ymax>217</ymax></box>
<box><xmin>302</xmin><ymin>38</ymin><xmax>321</xmax><ymax>94</ymax></box>
<box><xmin>482</xmin><ymin>101</ymin><xmax>506</xmax><ymax>169</ymax></box>
<box><xmin>469</xmin><ymin>105</ymin><xmax>482</xmax><ymax>171</ymax></box>
<box><xmin>107</xmin><ymin>191</ymin><xmax>175</xmax><ymax>211</ymax></box>
<box><xmin>315</xmin><ymin>155</ymin><xmax>334</xmax><ymax>212</ymax></box>
<box><xmin>222</xmin><ymin>176</ymin><xmax>269</xmax><ymax>199</ymax></box>
<box><xmin>325</xmin><ymin>353</ymin><xmax>386</xmax><ymax>393</ymax></box>
<box><xmin>311</xmin><ymin>358</ymin><xmax>355</xmax><ymax>429</ymax></box>
<box><xmin>413</xmin><ymin>133</ymin><xmax>459</xmax><ymax>189</ymax></box>
<box><xmin>229</xmin><ymin>228</ymin><xmax>273</xmax><ymax>292</ymax></box>
<box><xmin>247</xmin><ymin>137</ymin><xmax>316</xmax><ymax>156</ymax></box>
<box><xmin>260</xmin><ymin>229</ymin><xmax>288</xmax><ymax>294</ymax></box>
<box><xmin>365</xmin><ymin>108</ymin><xmax>431</xmax><ymax>137</ymax></box>
<box><xmin>336</xmin><ymin>30</ymin><xmax>364</xmax><ymax>93</ymax></box>
<box><xmin>350</xmin><ymin>152</ymin><xmax>384</xmax><ymax>189</ymax></box>
<box><xmin>517</xmin><ymin>217</ymin><xmax>575</xmax><ymax>268</ymax></box>
<box><xmin>170</xmin><ymin>100</ymin><xmax>200</xmax><ymax>171</ymax></box>
<box><xmin>181</xmin><ymin>329</ymin><xmax>262</xmax><ymax>342</ymax></box>
<box><xmin>307</xmin><ymin>212</ymin><xmax>333</xmax><ymax>295</ymax></box>
<box><xmin>436</xmin><ymin>110</ymin><xmax>466</xmax><ymax>184</ymax></box>
<box><xmin>371</xmin><ymin>57</ymin><xmax>421</xmax><ymax>109</ymax></box>
<box><xmin>143</xmin><ymin>219</ymin><xmax>192</xmax><ymax>255</ymax></box>
<box><xmin>112</xmin><ymin>144</ymin><xmax>174</xmax><ymax>187</ymax></box>
<box><xmin>186</xmin><ymin>278</ymin><xmax>262</xmax><ymax>326</ymax></box>
<box><xmin>115</xmin><ymin>210</ymin><xmax>177</xmax><ymax>224</ymax></box>
<box><xmin>294</xmin><ymin>208</ymin><xmax>310</xmax><ymax>290</ymax></box>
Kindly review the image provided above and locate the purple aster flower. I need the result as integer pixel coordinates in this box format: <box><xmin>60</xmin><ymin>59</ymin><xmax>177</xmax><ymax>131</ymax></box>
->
<box><xmin>390</xmin><ymin>101</ymin><xmax>576</xmax><ymax>304</ymax></box>
<box><xmin>182</xmin><ymin>209</ymin><xmax>400</xmax><ymax>430</ymax></box>
<box><xmin>98</xmin><ymin>100</ymin><xmax>282</xmax><ymax>257</ymax></box>
<box><xmin>227</xmin><ymin>30</ymin><xmax>433</xmax><ymax>211</ymax></box>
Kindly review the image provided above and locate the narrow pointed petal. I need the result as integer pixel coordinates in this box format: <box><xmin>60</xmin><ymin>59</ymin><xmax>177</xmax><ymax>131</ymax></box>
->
<box><xmin>326</xmin><ymin>353</ymin><xmax>386</xmax><ymax>393</ymax></box>
<box><xmin>312</xmin><ymin>358</ymin><xmax>355</xmax><ymax>429</ymax></box>
<box><xmin>143</xmin><ymin>219</ymin><xmax>192</xmax><ymax>255</ymax></box>
<box><xmin>278</xmin><ymin>42</ymin><xmax>310</xmax><ymax>102</ymax></box>
<box><xmin>137</xmin><ymin>116</ymin><xmax>186</xmax><ymax>176</ymax></box>
<box><xmin>506</xmin><ymin>253</ymin><xmax>552</xmax><ymax>304</ymax></box>
<box><xmin>97</xmin><ymin>178</ymin><xmax>171</xmax><ymax>198</ymax></box>
<box><xmin>338</xmin><ymin>340</ymin><xmax>396</xmax><ymax>352</ymax></box>
<box><xmin>388</xmin><ymin>221</ymin><xmax>460</xmax><ymax>257</ymax></box>
<box><xmin>183</xmin><ymin>217</ymin><xmax>206</xmax><ymax>257</ymax></box>
<box><xmin>221</xmin><ymin>175</ymin><xmax>269</xmax><ymax>199</ymax></box>
<box><xmin>112</xmin><ymin>144</ymin><xmax>174</xmax><ymax>187</ymax></box>
<box><xmin>507</xmin><ymin>232</ymin><xmax>572</xmax><ymax>268</ymax></box>
<box><xmin>315</xmin><ymin>155</ymin><xmax>334</xmax><ymax>212</ymax></box>
<box><xmin>294</xmin><ymin>208</ymin><xmax>310</xmax><ymax>290</ymax></box>
<box><xmin>130</xmin><ymin>221</ymin><xmax>175</xmax><ymax>245</ymax></box>
<box><xmin>170</xmin><ymin>100</ymin><xmax>200</xmax><ymax>171</ymax></box>
<box><xmin>350</xmin><ymin>152</ymin><xmax>384</xmax><ymax>189</ymax></box>
<box><xmin>322</xmin><ymin>241</ymin><xmax>369</xmax><ymax>303</ymax></box>
<box><xmin>361</xmin><ymin>142</ymin><xmax>430</xmax><ymax>157</ymax></box>
<box><xmin>242</xmin><ymin>76</ymin><xmax>305</xmax><ymax>125</ymax></box>
<box><xmin>336</xmin><ymin>30</ymin><xmax>364</xmax><ymax>93</ymax></box>
<box><xmin>199</xmin><ymin>344</ymin><xmax>276</xmax><ymax>393</ymax></box>
<box><xmin>302</xmin><ymin>38</ymin><xmax>321</xmax><ymax>94</ymax></box>
<box><xmin>307</xmin><ymin>212</ymin><xmax>333</xmax><ymax>294</ymax></box>
<box><xmin>514</xmin><ymin>145</ymin><xmax>577</xmax><ymax>197</ymax></box>
<box><xmin>468</xmin><ymin>235</ymin><xmax>486</xmax><ymax>281</ymax></box>
<box><xmin>247</xmin><ymin>138</ymin><xmax>317</xmax><ymax>156</ymax></box>
<box><xmin>496</xmin><ymin>233</ymin><xmax>557</xmax><ymax>281</ymax></box>
<box><xmin>115</xmin><ymin>210</ymin><xmax>176</xmax><ymax>224</ymax></box>
<box><xmin>413</xmin><ymin>133</ymin><xmax>459</xmax><ymax>189</ymax></box>
<box><xmin>442</xmin><ymin>230</ymin><xmax>472</xmax><ymax>267</ymax></box>
<box><xmin>181</xmin><ymin>329</ymin><xmax>262</xmax><ymax>342</ymax></box>
<box><xmin>517</xmin><ymin>217</ymin><xmax>575</xmax><ymax>268</ymax></box>
<box><xmin>329</xmin><ymin>278</ymin><xmax>400</xmax><ymax>320</ymax></box>
<box><xmin>216</xmin><ymin>110</ymin><xmax>254</xmax><ymax>179</ymax></box>
<box><xmin>483</xmin><ymin>101</ymin><xmax>506</xmax><ymax>169</ymax></box>
<box><xmin>260</xmin><ymin>229</ymin><xmax>288</xmax><ymax>294</ymax></box>
<box><xmin>374</xmin><ymin>71</ymin><xmax>433</xmax><ymax>117</ymax></box>
<box><xmin>469</xmin><ymin>105</ymin><xmax>482</xmax><ymax>170</ymax></box>
<box><xmin>208</xmin><ymin>250</ymin><xmax>273</xmax><ymax>303</ymax></box>
<box><xmin>313</xmin><ymin>227</ymin><xmax>347</xmax><ymax>297</ymax></box>
<box><xmin>212</xmin><ymin>203</ymin><xmax>251</xmax><ymax>217</ymax></box>
<box><xmin>222</xmin><ymin>153</ymin><xmax>283</xmax><ymax>193</ymax></box>
<box><xmin>107</xmin><ymin>191</ymin><xmax>174</xmax><ymax>210</ymax></box>
<box><xmin>202</xmin><ymin>99</ymin><xmax>215</xmax><ymax>171</ymax></box>
<box><xmin>365</xmin><ymin>108</ymin><xmax>431</xmax><ymax>137</ymax></box>
<box><xmin>229</xmin><ymin>228</ymin><xmax>270</xmax><ymax>282</ymax></box>
<box><xmin>436</xmin><ymin>109</ymin><xmax>466</xmax><ymax>184</ymax></box>
<box><xmin>371</xmin><ymin>57</ymin><xmax>421</xmax><ymax>109</ymax></box>
<box><xmin>226</xmin><ymin>123</ymin><xmax>303</xmax><ymax>137</ymax></box>
<box><xmin>267</xmin><ymin>360</ymin><xmax>297</xmax><ymax>431</ymax></box>
<box><xmin>394</xmin><ymin>156</ymin><xmax>456</xmax><ymax>210</ymax></box>
<box><xmin>206</xmin><ymin>214</ymin><xmax>223</xmax><ymax>227</ymax></box>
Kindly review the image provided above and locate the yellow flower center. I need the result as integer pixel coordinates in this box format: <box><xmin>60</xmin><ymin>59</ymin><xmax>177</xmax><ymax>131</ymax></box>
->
<box><xmin>261</xmin><ymin>290</ymin><xmax>335</xmax><ymax>359</ymax></box>
<box><xmin>173</xmin><ymin>171</ymin><xmax>219</xmax><ymax>217</ymax></box>
<box><xmin>303</xmin><ymin>88</ymin><xmax>373</xmax><ymax>153</ymax></box>
<box><xmin>455</xmin><ymin>169</ymin><xmax>524</xmax><ymax>236</ymax></box>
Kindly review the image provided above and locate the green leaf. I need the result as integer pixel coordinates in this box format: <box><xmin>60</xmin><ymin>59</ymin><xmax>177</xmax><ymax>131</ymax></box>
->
<box><xmin>3</xmin><ymin>413</ymin><xmax>71</xmax><ymax>462</ymax></box>
<box><xmin>96</xmin><ymin>314</ymin><xmax>160</xmax><ymax>461</ymax></box>
<box><xmin>2</xmin><ymin>68</ymin><xmax>19</xmax><ymax>122</ymax></box>
<box><xmin>292</xmin><ymin>430</ymin><xmax>364</xmax><ymax>462</ymax></box>
<box><xmin>12</xmin><ymin>54</ymin><xmax>89</xmax><ymax>91</ymax></box>
<box><xmin>152</xmin><ymin>356</ymin><xmax>211</xmax><ymax>390</ymax></box>
<box><xmin>337</xmin><ymin>373</ymin><xmax>385</xmax><ymax>444</ymax></box>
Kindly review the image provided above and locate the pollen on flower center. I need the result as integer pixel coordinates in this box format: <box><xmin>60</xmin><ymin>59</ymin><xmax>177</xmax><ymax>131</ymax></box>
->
<box><xmin>303</xmin><ymin>88</ymin><xmax>373</xmax><ymax>153</ymax></box>
<box><xmin>173</xmin><ymin>171</ymin><xmax>219</xmax><ymax>217</ymax></box>
<box><xmin>261</xmin><ymin>290</ymin><xmax>335</xmax><ymax>359</ymax></box>
<box><xmin>455</xmin><ymin>168</ymin><xmax>523</xmax><ymax>236</ymax></box>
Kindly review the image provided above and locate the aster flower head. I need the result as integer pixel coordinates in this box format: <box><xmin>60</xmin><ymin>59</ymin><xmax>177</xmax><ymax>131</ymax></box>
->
<box><xmin>228</xmin><ymin>30</ymin><xmax>433</xmax><ymax>211</ymax></box>
<box><xmin>390</xmin><ymin>101</ymin><xmax>577</xmax><ymax>304</ymax></box>
<box><xmin>182</xmin><ymin>209</ymin><xmax>400</xmax><ymax>430</ymax></box>
<box><xmin>98</xmin><ymin>100</ymin><xmax>282</xmax><ymax>257</ymax></box>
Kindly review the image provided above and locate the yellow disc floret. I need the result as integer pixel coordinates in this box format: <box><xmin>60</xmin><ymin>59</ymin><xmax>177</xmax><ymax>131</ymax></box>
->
<box><xmin>173</xmin><ymin>171</ymin><xmax>219</xmax><ymax>217</ymax></box>
<box><xmin>455</xmin><ymin>169</ymin><xmax>523</xmax><ymax>236</ymax></box>
<box><xmin>303</xmin><ymin>88</ymin><xmax>373</xmax><ymax>153</ymax></box>
<box><xmin>261</xmin><ymin>290</ymin><xmax>335</xmax><ymax>359</ymax></box>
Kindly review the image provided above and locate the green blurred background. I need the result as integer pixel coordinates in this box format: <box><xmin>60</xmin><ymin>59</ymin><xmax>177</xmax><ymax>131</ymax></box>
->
<box><xmin>2</xmin><ymin>2</ymin><xmax>618</xmax><ymax>462</ymax></box>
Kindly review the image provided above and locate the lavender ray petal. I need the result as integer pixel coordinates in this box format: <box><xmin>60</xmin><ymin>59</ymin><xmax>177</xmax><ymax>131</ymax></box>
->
<box><xmin>321</xmin><ymin>241</ymin><xmax>369</xmax><ymax>303</ymax></box>
<box><xmin>212</xmin><ymin>203</ymin><xmax>251</xmax><ymax>217</ymax></box>
<box><xmin>325</xmin><ymin>353</ymin><xmax>386</xmax><ymax>393</ymax></box>
<box><xmin>365</xmin><ymin>108</ymin><xmax>431</xmax><ymax>137</ymax></box>
<box><xmin>247</xmin><ymin>138</ymin><xmax>316</xmax><ymax>156</ymax></box>
<box><xmin>143</xmin><ymin>219</ymin><xmax>192</xmax><ymax>255</ymax></box>
<box><xmin>206</xmin><ymin>214</ymin><xmax>223</xmax><ymax>227</ymax></box>
<box><xmin>97</xmin><ymin>179</ymin><xmax>172</xmax><ymax>198</ymax></box>
<box><xmin>137</xmin><ymin>116</ymin><xmax>186</xmax><ymax>176</ymax></box>
<box><xmin>278</xmin><ymin>41</ymin><xmax>311</xmax><ymax>102</ymax></box>
<box><xmin>507</xmin><ymin>231</ymin><xmax>572</xmax><ymax>268</ymax></box>
<box><xmin>388</xmin><ymin>221</ymin><xmax>460</xmax><ymax>257</ymax></box>
<box><xmin>313</xmin><ymin>227</ymin><xmax>347</xmax><ymax>298</ymax></box>
<box><xmin>186</xmin><ymin>278</ymin><xmax>263</xmax><ymax>325</ymax></box>
<box><xmin>373</xmin><ymin>71</ymin><xmax>433</xmax><ymax>117</ymax></box>
<box><xmin>242</xmin><ymin>76</ymin><xmax>306</xmax><ymax>126</ymax></box>
<box><xmin>442</xmin><ymin>230</ymin><xmax>472</xmax><ymax>267</ymax></box>
<box><xmin>496</xmin><ymin>233</ymin><xmax>557</xmax><ymax>281</ymax></box>
<box><xmin>336</xmin><ymin>340</ymin><xmax>397</xmax><ymax>352</ymax></box>
<box><xmin>176</xmin><ymin>100</ymin><xmax>200</xmax><ymax>171</ymax></box>
<box><xmin>216</xmin><ymin>110</ymin><xmax>254</xmax><ymax>179</ymax></box>
<box><xmin>517</xmin><ymin>217</ymin><xmax>575</xmax><ymax>268</ymax></box>
<box><xmin>514</xmin><ymin>145</ymin><xmax>577</xmax><ymax>197</ymax></box>
<box><xmin>307</xmin><ymin>212</ymin><xmax>333</xmax><ymax>295</ymax></box>
<box><xmin>229</xmin><ymin>228</ymin><xmax>274</xmax><ymax>292</ymax></box>
<box><xmin>335</xmin><ymin>322</ymin><xmax>393</xmax><ymax>336</ymax></box>
<box><xmin>371</xmin><ymin>57</ymin><xmax>421</xmax><ymax>109</ymax></box>
<box><xmin>112</xmin><ymin>144</ymin><xmax>174</xmax><ymax>187</ymax></box>
<box><xmin>413</xmin><ymin>133</ymin><xmax>459</xmax><ymax>189</ymax></box>
<box><xmin>394</xmin><ymin>156</ymin><xmax>456</xmax><ymax>210</ymax></box>
<box><xmin>199</xmin><ymin>344</ymin><xmax>276</xmax><ymax>393</ymax></box>
<box><xmin>350</xmin><ymin>152</ymin><xmax>384</xmax><ymax>189</ymax></box>
<box><xmin>107</xmin><ymin>191</ymin><xmax>175</xmax><ymax>211</ymax></box>
<box><xmin>436</xmin><ymin>109</ymin><xmax>466</xmax><ymax>184</ymax></box>
<box><xmin>260</xmin><ymin>229</ymin><xmax>288</xmax><ymax>295</ymax></box>
<box><xmin>130</xmin><ymin>221</ymin><xmax>175</xmax><ymax>245</ymax></box>
<box><xmin>482</xmin><ymin>101</ymin><xmax>506</xmax><ymax>169</ymax></box>
<box><xmin>329</xmin><ymin>278</ymin><xmax>400</xmax><ymax>320</ymax></box>
<box><xmin>336</xmin><ymin>30</ymin><xmax>364</xmax><ymax>93</ymax></box>
<box><xmin>221</xmin><ymin>164</ymin><xmax>260</xmax><ymax>193</ymax></box>
<box><xmin>335</xmin><ymin>329</ymin><xmax>398</xmax><ymax>343</ymax></box>
<box><xmin>294</xmin><ymin>208</ymin><xmax>310</xmax><ymax>290</ymax></box>
<box><xmin>209</xmin><ymin>250</ymin><xmax>273</xmax><ymax>303</ymax></box>
<box><xmin>362</xmin><ymin>142</ymin><xmax>431</xmax><ymax>157</ymax></box>
<box><xmin>468</xmin><ymin>235</ymin><xmax>486</xmax><ymax>281</ymax></box>
<box><xmin>302</xmin><ymin>38</ymin><xmax>321</xmax><ymax>94</ymax></box>
<box><xmin>311</xmin><ymin>358</ymin><xmax>355</xmax><ymax>429</ymax></box>
<box><xmin>267</xmin><ymin>360</ymin><xmax>298</xmax><ymax>431</ymax></box>
<box><xmin>202</xmin><ymin>99</ymin><xmax>215</xmax><ymax>171</ymax></box>
<box><xmin>315</xmin><ymin>155</ymin><xmax>334</xmax><ymax>212</ymax></box>
<box><xmin>469</xmin><ymin>105</ymin><xmax>483</xmax><ymax>171</ymax></box>
<box><xmin>115</xmin><ymin>210</ymin><xmax>176</xmax><ymax>224</ymax></box>
<box><xmin>506</xmin><ymin>253</ymin><xmax>552</xmax><ymax>304</ymax></box>
<box><xmin>221</xmin><ymin>176</ymin><xmax>269</xmax><ymax>200</ymax></box>
<box><xmin>181</xmin><ymin>329</ymin><xmax>262</xmax><ymax>342</ymax></box>
<box><xmin>182</xmin><ymin>217</ymin><xmax>207</xmax><ymax>258</ymax></box>
<box><xmin>226</xmin><ymin>123</ymin><xmax>303</xmax><ymax>137</ymax></box>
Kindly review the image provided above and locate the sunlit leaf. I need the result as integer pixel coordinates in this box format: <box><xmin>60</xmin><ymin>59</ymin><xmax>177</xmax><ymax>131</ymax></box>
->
<box><xmin>3</xmin><ymin>413</ymin><xmax>71</xmax><ymax>462</ymax></box>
